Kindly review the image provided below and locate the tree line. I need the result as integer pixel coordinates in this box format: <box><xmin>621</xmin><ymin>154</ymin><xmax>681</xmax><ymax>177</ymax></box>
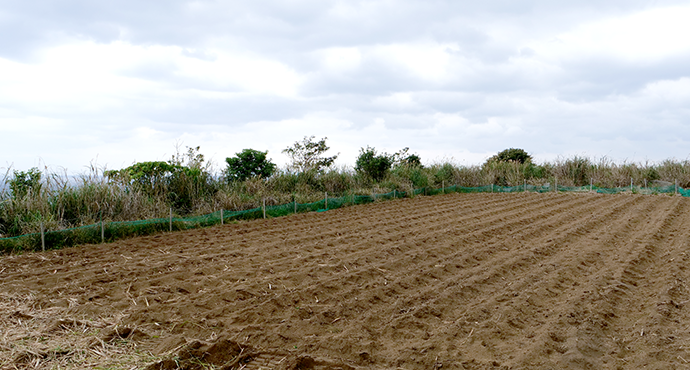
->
<box><xmin>2</xmin><ymin>140</ymin><xmax>689</xmax><ymax>238</ymax></box>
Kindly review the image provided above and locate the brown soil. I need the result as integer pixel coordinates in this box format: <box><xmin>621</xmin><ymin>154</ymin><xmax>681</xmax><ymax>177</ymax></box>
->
<box><xmin>3</xmin><ymin>193</ymin><xmax>690</xmax><ymax>369</ymax></box>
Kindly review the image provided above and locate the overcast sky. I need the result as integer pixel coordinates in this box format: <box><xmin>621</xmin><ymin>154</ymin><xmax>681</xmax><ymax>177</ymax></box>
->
<box><xmin>2</xmin><ymin>0</ymin><xmax>690</xmax><ymax>174</ymax></box>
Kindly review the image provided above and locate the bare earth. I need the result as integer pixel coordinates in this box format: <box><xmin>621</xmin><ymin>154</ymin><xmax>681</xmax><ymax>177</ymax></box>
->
<box><xmin>2</xmin><ymin>193</ymin><xmax>690</xmax><ymax>369</ymax></box>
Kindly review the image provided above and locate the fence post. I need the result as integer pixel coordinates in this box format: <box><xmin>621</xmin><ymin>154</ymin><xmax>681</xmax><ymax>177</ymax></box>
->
<box><xmin>630</xmin><ymin>178</ymin><xmax>633</xmax><ymax>192</ymax></box>
<box><xmin>491</xmin><ymin>184</ymin><xmax>493</xmax><ymax>193</ymax></box>
<box><xmin>263</xmin><ymin>198</ymin><xmax>266</xmax><ymax>219</ymax></box>
<box><xmin>101</xmin><ymin>217</ymin><xmax>104</xmax><ymax>244</ymax></box>
<box><xmin>676</xmin><ymin>179</ymin><xmax>678</xmax><ymax>195</ymax></box>
<box><xmin>394</xmin><ymin>189</ymin><xmax>396</xmax><ymax>198</ymax></box>
<box><xmin>644</xmin><ymin>179</ymin><xmax>647</xmax><ymax>189</ymax></box>
<box><xmin>442</xmin><ymin>180</ymin><xmax>445</xmax><ymax>194</ymax></box>
<box><xmin>325</xmin><ymin>192</ymin><xmax>328</xmax><ymax>210</ymax></box>
<box><xmin>220</xmin><ymin>209</ymin><xmax>223</xmax><ymax>225</ymax></box>
<box><xmin>169</xmin><ymin>207</ymin><xmax>172</xmax><ymax>232</ymax></box>
<box><xmin>41</xmin><ymin>221</ymin><xmax>45</xmax><ymax>252</ymax></box>
<box><xmin>590</xmin><ymin>178</ymin><xmax>593</xmax><ymax>192</ymax></box>
<box><xmin>524</xmin><ymin>179</ymin><xmax>526</xmax><ymax>192</ymax></box>
<box><xmin>555</xmin><ymin>178</ymin><xmax>558</xmax><ymax>193</ymax></box>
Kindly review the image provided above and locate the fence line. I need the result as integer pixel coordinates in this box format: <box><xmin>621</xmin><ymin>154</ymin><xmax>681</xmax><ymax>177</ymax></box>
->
<box><xmin>2</xmin><ymin>183</ymin><xmax>688</xmax><ymax>254</ymax></box>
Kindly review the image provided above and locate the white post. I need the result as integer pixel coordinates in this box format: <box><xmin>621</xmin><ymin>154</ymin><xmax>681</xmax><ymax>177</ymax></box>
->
<box><xmin>41</xmin><ymin>221</ymin><xmax>45</xmax><ymax>252</ymax></box>
<box><xmin>590</xmin><ymin>178</ymin><xmax>593</xmax><ymax>192</ymax></box>
<box><xmin>325</xmin><ymin>192</ymin><xmax>328</xmax><ymax>210</ymax></box>
<box><xmin>220</xmin><ymin>209</ymin><xmax>223</xmax><ymax>225</ymax></box>
<box><xmin>263</xmin><ymin>198</ymin><xmax>266</xmax><ymax>219</ymax></box>
<box><xmin>644</xmin><ymin>179</ymin><xmax>647</xmax><ymax>189</ymax></box>
<box><xmin>630</xmin><ymin>178</ymin><xmax>633</xmax><ymax>192</ymax></box>
<box><xmin>169</xmin><ymin>207</ymin><xmax>172</xmax><ymax>232</ymax></box>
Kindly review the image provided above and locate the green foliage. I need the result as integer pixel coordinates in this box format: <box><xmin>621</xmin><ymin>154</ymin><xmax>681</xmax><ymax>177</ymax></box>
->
<box><xmin>105</xmin><ymin>146</ymin><xmax>216</xmax><ymax>213</ymax></box>
<box><xmin>410</xmin><ymin>169</ymin><xmax>429</xmax><ymax>188</ymax></box>
<box><xmin>488</xmin><ymin>148</ymin><xmax>533</xmax><ymax>164</ymax></box>
<box><xmin>355</xmin><ymin>146</ymin><xmax>394</xmax><ymax>182</ymax></box>
<box><xmin>433</xmin><ymin>163</ymin><xmax>456</xmax><ymax>185</ymax></box>
<box><xmin>105</xmin><ymin>161</ymin><xmax>181</xmax><ymax>195</ymax></box>
<box><xmin>283</xmin><ymin>136</ymin><xmax>338</xmax><ymax>173</ymax></box>
<box><xmin>225</xmin><ymin>149</ymin><xmax>277</xmax><ymax>182</ymax></box>
<box><xmin>9</xmin><ymin>168</ymin><xmax>42</xmax><ymax>198</ymax></box>
<box><xmin>392</xmin><ymin>148</ymin><xmax>423</xmax><ymax>168</ymax></box>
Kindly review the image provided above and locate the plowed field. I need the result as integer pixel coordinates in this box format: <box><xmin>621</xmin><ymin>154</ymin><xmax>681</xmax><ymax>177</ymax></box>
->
<box><xmin>3</xmin><ymin>193</ymin><xmax>690</xmax><ymax>369</ymax></box>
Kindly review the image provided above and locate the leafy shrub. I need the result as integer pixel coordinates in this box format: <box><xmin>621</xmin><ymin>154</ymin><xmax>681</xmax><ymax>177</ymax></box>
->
<box><xmin>488</xmin><ymin>148</ymin><xmax>533</xmax><ymax>164</ymax></box>
<box><xmin>283</xmin><ymin>136</ymin><xmax>338</xmax><ymax>173</ymax></box>
<box><xmin>434</xmin><ymin>163</ymin><xmax>456</xmax><ymax>185</ymax></box>
<box><xmin>225</xmin><ymin>149</ymin><xmax>277</xmax><ymax>182</ymax></box>
<box><xmin>9</xmin><ymin>168</ymin><xmax>42</xmax><ymax>198</ymax></box>
<box><xmin>355</xmin><ymin>146</ymin><xmax>394</xmax><ymax>182</ymax></box>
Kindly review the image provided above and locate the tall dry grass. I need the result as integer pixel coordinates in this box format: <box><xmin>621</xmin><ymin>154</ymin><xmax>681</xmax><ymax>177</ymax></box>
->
<box><xmin>3</xmin><ymin>156</ymin><xmax>690</xmax><ymax>238</ymax></box>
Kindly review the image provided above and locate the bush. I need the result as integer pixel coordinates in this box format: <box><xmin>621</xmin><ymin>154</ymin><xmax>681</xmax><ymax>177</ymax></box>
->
<box><xmin>488</xmin><ymin>148</ymin><xmax>532</xmax><ymax>164</ymax></box>
<box><xmin>225</xmin><ymin>149</ymin><xmax>277</xmax><ymax>182</ymax></box>
<box><xmin>355</xmin><ymin>147</ymin><xmax>394</xmax><ymax>182</ymax></box>
<box><xmin>9</xmin><ymin>167</ymin><xmax>42</xmax><ymax>198</ymax></box>
<box><xmin>283</xmin><ymin>136</ymin><xmax>338</xmax><ymax>173</ymax></box>
<box><xmin>433</xmin><ymin>163</ymin><xmax>456</xmax><ymax>185</ymax></box>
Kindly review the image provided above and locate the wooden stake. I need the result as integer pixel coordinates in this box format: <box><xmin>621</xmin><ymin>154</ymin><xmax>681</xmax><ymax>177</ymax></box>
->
<box><xmin>325</xmin><ymin>192</ymin><xmax>328</xmax><ymax>210</ymax></box>
<box><xmin>220</xmin><ymin>209</ymin><xmax>223</xmax><ymax>225</ymax></box>
<box><xmin>100</xmin><ymin>211</ymin><xmax>104</xmax><ymax>243</ymax></box>
<box><xmin>41</xmin><ymin>221</ymin><xmax>45</xmax><ymax>252</ymax></box>
<box><xmin>263</xmin><ymin>198</ymin><xmax>266</xmax><ymax>219</ymax></box>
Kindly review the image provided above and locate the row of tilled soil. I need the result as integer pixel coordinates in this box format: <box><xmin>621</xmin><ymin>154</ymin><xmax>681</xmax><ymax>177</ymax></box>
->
<box><xmin>2</xmin><ymin>193</ymin><xmax>690</xmax><ymax>369</ymax></box>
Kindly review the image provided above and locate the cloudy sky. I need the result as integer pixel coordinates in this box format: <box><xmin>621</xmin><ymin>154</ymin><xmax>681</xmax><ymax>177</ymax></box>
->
<box><xmin>2</xmin><ymin>0</ymin><xmax>690</xmax><ymax>174</ymax></box>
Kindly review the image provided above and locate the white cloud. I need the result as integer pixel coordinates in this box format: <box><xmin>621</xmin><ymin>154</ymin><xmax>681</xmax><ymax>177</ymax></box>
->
<box><xmin>3</xmin><ymin>1</ymin><xmax>690</xmax><ymax>173</ymax></box>
<box><xmin>530</xmin><ymin>5</ymin><xmax>690</xmax><ymax>63</ymax></box>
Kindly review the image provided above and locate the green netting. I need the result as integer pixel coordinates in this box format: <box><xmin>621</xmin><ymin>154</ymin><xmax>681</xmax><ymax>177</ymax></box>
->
<box><xmin>2</xmin><ymin>183</ymin><xmax>688</xmax><ymax>254</ymax></box>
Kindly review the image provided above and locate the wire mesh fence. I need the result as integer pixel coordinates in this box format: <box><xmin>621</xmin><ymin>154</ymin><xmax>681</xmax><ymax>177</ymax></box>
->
<box><xmin>1</xmin><ymin>183</ymin><xmax>687</xmax><ymax>254</ymax></box>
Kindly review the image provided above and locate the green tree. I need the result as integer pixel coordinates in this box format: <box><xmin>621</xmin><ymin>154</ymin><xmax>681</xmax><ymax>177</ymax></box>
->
<box><xmin>9</xmin><ymin>167</ymin><xmax>42</xmax><ymax>198</ymax></box>
<box><xmin>392</xmin><ymin>148</ymin><xmax>423</xmax><ymax>168</ymax></box>
<box><xmin>282</xmin><ymin>136</ymin><xmax>338</xmax><ymax>173</ymax></box>
<box><xmin>356</xmin><ymin>146</ymin><xmax>395</xmax><ymax>182</ymax></box>
<box><xmin>489</xmin><ymin>148</ymin><xmax>532</xmax><ymax>164</ymax></box>
<box><xmin>225</xmin><ymin>149</ymin><xmax>277</xmax><ymax>182</ymax></box>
